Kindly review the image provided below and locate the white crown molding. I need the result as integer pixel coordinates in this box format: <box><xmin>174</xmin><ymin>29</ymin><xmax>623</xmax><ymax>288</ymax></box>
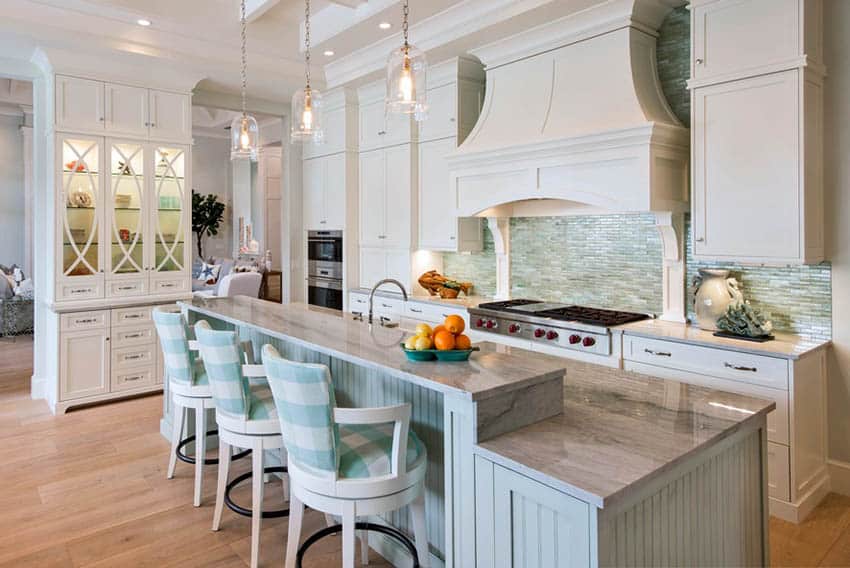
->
<box><xmin>322</xmin><ymin>0</ymin><xmax>559</xmax><ymax>88</ymax></box>
<box><xmin>0</xmin><ymin>101</ymin><xmax>24</xmax><ymax>118</ymax></box>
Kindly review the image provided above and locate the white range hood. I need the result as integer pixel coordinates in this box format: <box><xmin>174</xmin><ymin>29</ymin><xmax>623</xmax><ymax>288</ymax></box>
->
<box><xmin>448</xmin><ymin>0</ymin><xmax>689</xmax><ymax>218</ymax></box>
<box><xmin>448</xmin><ymin>0</ymin><xmax>689</xmax><ymax>323</ymax></box>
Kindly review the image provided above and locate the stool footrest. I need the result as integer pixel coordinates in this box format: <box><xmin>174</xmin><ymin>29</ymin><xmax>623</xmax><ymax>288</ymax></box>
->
<box><xmin>224</xmin><ymin>466</ymin><xmax>289</xmax><ymax>519</ymax></box>
<box><xmin>296</xmin><ymin>522</ymin><xmax>420</xmax><ymax>568</ymax></box>
<box><xmin>176</xmin><ymin>430</ymin><xmax>251</xmax><ymax>465</ymax></box>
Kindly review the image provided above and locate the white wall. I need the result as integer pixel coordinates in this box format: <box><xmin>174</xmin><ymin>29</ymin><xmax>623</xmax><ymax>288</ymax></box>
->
<box><xmin>825</xmin><ymin>0</ymin><xmax>850</xmax><ymax>468</ymax></box>
<box><xmin>0</xmin><ymin>113</ymin><xmax>25</xmax><ymax>267</ymax></box>
<box><xmin>191</xmin><ymin>134</ymin><xmax>231</xmax><ymax>261</ymax></box>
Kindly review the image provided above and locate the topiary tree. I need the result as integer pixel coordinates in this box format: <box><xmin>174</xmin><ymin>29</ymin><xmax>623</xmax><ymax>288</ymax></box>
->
<box><xmin>192</xmin><ymin>190</ymin><xmax>225</xmax><ymax>261</ymax></box>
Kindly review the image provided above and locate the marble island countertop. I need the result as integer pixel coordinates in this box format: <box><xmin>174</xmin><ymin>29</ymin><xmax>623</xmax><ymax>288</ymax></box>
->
<box><xmin>475</xmin><ymin>357</ymin><xmax>775</xmax><ymax>509</ymax></box>
<box><xmin>181</xmin><ymin>296</ymin><xmax>565</xmax><ymax>401</ymax></box>
<box><xmin>618</xmin><ymin>318</ymin><xmax>830</xmax><ymax>360</ymax></box>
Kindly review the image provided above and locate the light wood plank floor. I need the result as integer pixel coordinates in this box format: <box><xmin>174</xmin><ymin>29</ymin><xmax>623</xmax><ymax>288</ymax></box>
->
<box><xmin>3</xmin><ymin>336</ymin><xmax>850</xmax><ymax>566</ymax></box>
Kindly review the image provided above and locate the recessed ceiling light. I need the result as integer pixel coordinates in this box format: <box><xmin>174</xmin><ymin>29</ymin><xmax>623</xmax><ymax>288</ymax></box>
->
<box><xmin>137</xmin><ymin>18</ymin><xmax>152</xmax><ymax>27</ymax></box>
<box><xmin>379</xmin><ymin>22</ymin><xmax>392</xmax><ymax>30</ymax></box>
<box><xmin>324</xmin><ymin>50</ymin><xmax>335</xmax><ymax>57</ymax></box>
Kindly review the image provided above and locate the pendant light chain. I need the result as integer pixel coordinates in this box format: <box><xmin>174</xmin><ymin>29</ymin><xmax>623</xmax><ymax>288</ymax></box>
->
<box><xmin>402</xmin><ymin>0</ymin><xmax>410</xmax><ymax>49</ymax></box>
<box><xmin>304</xmin><ymin>0</ymin><xmax>312</xmax><ymax>90</ymax></box>
<box><xmin>240</xmin><ymin>0</ymin><xmax>248</xmax><ymax>117</ymax></box>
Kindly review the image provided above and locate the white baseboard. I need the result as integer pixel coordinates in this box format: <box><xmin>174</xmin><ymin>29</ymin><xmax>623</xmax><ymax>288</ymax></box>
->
<box><xmin>769</xmin><ymin>471</ymin><xmax>831</xmax><ymax>523</ymax></box>
<box><xmin>30</xmin><ymin>374</ymin><xmax>45</xmax><ymax>400</ymax></box>
<box><xmin>829</xmin><ymin>459</ymin><xmax>850</xmax><ymax>496</ymax></box>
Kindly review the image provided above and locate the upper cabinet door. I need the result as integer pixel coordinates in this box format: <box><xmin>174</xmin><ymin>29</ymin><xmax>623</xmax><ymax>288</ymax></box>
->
<box><xmin>105</xmin><ymin>84</ymin><xmax>150</xmax><ymax>138</ymax></box>
<box><xmin>419</xmin><ymin>83</ymin><xmax>458</xmax><ymax>143</ymax></box>
<box><xmin>302</xmin><ymin>157</ymin><xmax>325</xmax><ymax>230</ymax></box>
<box><xmin>323</xmin><ymin>153</ymin><xmax>347</xmax><ymax>230</ymax></box>
<box><xmin>56</xmin><ymin>76</ymin><xmax>104</xmax><ymax>133</ymax></box>
<box><xmin>383</xmin><ymin>145</ymin><xmax>412</xmax><ymax>248</ymax></box>
<box><xmin>359</xmin><ymin>100</ymin><xmax>411</xmax><ymax>151</ymax></box>
<box><xmin>359</xmin><ymin>149</ymin><xmax>386</xmax><ymax>246</ymax></box>
<box><xmin>692</xmin><ymin>0</ymin><xmax>801</xmax><ymax>83</ymax></box>
<box><xmin>149</xmin><ymin>90</ymin><xmax>191</xmax><ymax>142</ymax></box>
<box><xmin>304</xmin><ymin>106</ymin><xmax>347</xmax><ymax>159</ymax></box>
<box><xmin>693</xmin><ymin>71</ymin><xmax>801</xmax><ymax>262</ymax></box>
<box><xmin>418</xmin><ymin>137</ymin><xmax>456</xmax><ymax>250</ymax></box>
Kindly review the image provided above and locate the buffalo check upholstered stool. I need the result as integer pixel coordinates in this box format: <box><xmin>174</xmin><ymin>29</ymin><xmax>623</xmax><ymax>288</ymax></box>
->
<box><xmin>261</xmin><ymin>344</ymin><xmax>429</xmax><ymax>568</ymax></box>
<box><xmin>194</xmin><ymin>320</ymin><xmax>290</xmax><ymax>568</ymax></box>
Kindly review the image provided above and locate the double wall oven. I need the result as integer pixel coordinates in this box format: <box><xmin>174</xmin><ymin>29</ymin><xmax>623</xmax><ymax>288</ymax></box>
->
<box><xmin>307</xmin><ymin>230</ymin><xmax>343</xmax><ymax>310</ymax></box>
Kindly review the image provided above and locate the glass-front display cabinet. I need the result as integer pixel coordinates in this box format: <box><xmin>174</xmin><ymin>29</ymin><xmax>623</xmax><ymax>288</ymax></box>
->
<box><xmin>151</xmin><ymin>146</ymin><xmax>189</xmax><ymax>289</ymax></box>
<box><xmin>107</xmin><ymin>141</ymin><xmax>148</xmax><ymax>296</ymax></box>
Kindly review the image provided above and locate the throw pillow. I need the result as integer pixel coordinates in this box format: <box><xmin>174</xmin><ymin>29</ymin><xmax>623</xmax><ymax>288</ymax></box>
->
<box><xmin>15</xmin><ymin>278</ymin><xmax>34</xmax><ymax>299</ymax></box>
<box><xmin>0</xmin><ymin>274</ymin><xmax>12</xmax><ymax>299</ymax></box>
<box><xmin>199</xmin><ymin>262</ymin><xmax>221</xmax><ymax>285</ymax></box>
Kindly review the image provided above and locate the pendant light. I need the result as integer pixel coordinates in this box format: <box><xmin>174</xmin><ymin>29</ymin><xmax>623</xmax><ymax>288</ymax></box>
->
<box><xmin>291</xmin><ymin>0</ymin><xmax>324</xmax><ymax>144</ymax></box>
<box><xmin>386</xmin><ymin>0</ymin><xmax>427</xmax><ymax>120</ymax></box>
<box><xmin>231</xmin><ymin>0</ymin><xmax>259</xmax><ymax>161</ymax></box>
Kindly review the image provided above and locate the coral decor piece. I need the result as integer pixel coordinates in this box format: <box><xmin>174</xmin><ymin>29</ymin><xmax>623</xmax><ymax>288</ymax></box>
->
<box><xmin>716</xmin><ymin>301</ymin><xmax>774</xmax><ymax>340</ymax></box>
<box><xmin>418</xmin><ymin>270</ymin><xmax>472</xmax><ymax>299</ymax></box>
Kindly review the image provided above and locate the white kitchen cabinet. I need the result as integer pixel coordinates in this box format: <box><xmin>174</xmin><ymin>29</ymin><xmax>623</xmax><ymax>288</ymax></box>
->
<box><xmin>690</xmin><ymin>0</ymin><xmax>822</xmax><ymax>86</ymax></box>
<box><xmin>60</xmin><ymin>317</ymin><xmax>111</xmax><ymax>401</ymax></box>
<box><xmin>359</xmin><ymin>145</ymin><xmax>415</xmax><ymax>249</ymax></box>
<box><xmin>303</xmin><ymin>157</ymin><xmax>325</xmax><ymax>230</ymax></box>
<box><xmin>358</xmin><ymin>247</ymin><xmax>411</xmax><ymax>291</ymax></box>
<box><xmin>358</xmin><ymin>99</ymin><xmax>412</xmax><ymax>152</ymax></box>
<box><xmin>303</xmin><ymin>152</ymin><xmax>349</xmax><ymax>231</ymax></box>
<box><xmin>304</xmin><ymin>88</ymin><xmax>358</xmax><ymax>159</ymax></box>
<box><xmin>622</xmin><ymin>332</ymin><xmax>827</xmax><ymax>522</ymax></box>
<box><xmin>54</xmin><ymin>75</ymin><xmax>191</xmax><ymax>142</ymax></box>
<box><xmin>105</xmin><ymin>83</ymin><xmax>149</xmax><ymax>138</ymax></box>
<box><xmin>149</xmin><ymin>89</ymin><xmax>192</xmax><ymax>142</ymax></box>
<box><xmin>56</xmin><ymin>76</ymin><xmax>105</xmax><ymax>133</ymax></box>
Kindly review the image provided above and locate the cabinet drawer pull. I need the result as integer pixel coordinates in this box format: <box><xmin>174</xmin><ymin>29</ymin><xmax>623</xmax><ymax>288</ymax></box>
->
<box><xmin>160</xmin><ymin>283</ymin><xmax>175</xmax><ymax>288</ymax></box>
<box><xmin>125</xmin><ymin>374</ymin><xmax>144</xmax><ymax>382</ymax></box>
<box><xmin>124</xmin><ymin>354</ymin><xmax>144</xmax><ymax>361</ymax></box>
<box><xmin>124</xmin><ymin>314</ymin><xmax>143</xmax><ymax>319</ymax></box>
<box><xmin>75</xmin><ymin>318</ymin><xmax>96</xmax><ymax>324</ymax></box>
<box><xmin>409</xmin><ymin>308</ymin><xmax>422</xmax><ymax>313</ymax></box>
<box><xmin>696</xmin><ymin>237</ymin><xmax>705</xmax><ymax>243</ymax></box>
<box><xmin>71</xmin><ymin>288</ymin><xmax>93</xmax><ymax>295</ymax></box>
<box><xmin>380</xmin><ymin>303</ymin><xmax>392</xmax><ymax>308</ymax></box>
<box><xmin>644</xmin><ymin>348</ymin><xmax>672</xmax><ymax>357</ymax></box>
<box><xmin>377</xmin><ymin>130</ymin><xmax>386</xmax><ymax>136</ymax></box>
<box><xmin>124</xmin><ymin>332</ymin><xmax>144</xmax><ymax>339</ymax></box>
<box><xmin>117</xmin><ymin>286</ymin><xmax>136</xmax><ymax>291</ymax></box>
<box><xmin>724</xmin><ymin>362</ymin><xmax>757</xmax><ymax>373</ymax></box>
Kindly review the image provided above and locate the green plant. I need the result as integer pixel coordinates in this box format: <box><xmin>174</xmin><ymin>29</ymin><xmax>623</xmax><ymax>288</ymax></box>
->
<box><xmin>192</xmin><ymin>191</ymin><xmax>225</xmax><ymax>260</ymax></box>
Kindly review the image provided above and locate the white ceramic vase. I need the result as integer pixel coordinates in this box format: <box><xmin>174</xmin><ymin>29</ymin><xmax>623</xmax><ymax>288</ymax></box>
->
<box><xmin>693</xmin><ymin>269</ymin><xmax>737</xmax><ymax>331</ymax></box>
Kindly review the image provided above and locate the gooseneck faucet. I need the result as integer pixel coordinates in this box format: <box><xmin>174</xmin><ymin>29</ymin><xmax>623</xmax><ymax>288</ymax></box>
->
<box><xmin>368</xmin><ymin>279</ymin><xmax>408</xmax><ymax>325</ymax></box>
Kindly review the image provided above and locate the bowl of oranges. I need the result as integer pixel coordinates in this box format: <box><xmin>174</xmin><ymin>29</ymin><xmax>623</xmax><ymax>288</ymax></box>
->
<box><xmin>401</xmin><ymin>315</ymin><xmax>478</xmax><ymax>362</ymax></box>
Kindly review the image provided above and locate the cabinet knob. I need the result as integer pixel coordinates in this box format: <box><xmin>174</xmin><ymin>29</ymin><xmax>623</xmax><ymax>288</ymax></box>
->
<box><xmin>695</xmin><ymin>58</ymin><xmax>704</xmax><ymax>65</ymax></box>
<box><xmin>99</xmin><ymin>117</ymin><xmax>105</xmax><ymax>122</ymax></box>
<box><xmin>696</xmin><ymin>237</ymin><xmax>705</xmax><ymax>243</ymax></box>
<box><xmin>151</xmin><ymin>123</ymin><xmax>156</xmax><ymax>127</ymax></box>
<box><xmin>449</xmin><ymin>118</ymin><xmax>456</xmax><ymax>122</ymax></box>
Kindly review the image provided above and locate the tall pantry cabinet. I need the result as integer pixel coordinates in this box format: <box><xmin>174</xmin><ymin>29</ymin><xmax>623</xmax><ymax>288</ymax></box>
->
<box><xmin>46</xmin><ymin>74</ymin><xmax>193</xmax><ymax>413</ymax></box>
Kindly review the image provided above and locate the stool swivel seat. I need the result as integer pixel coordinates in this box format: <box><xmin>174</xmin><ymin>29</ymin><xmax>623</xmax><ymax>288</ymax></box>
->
<box><xmin>194</xmin><ymin>320</ymin><xmax>290</xmax><ymax>568</ymax></box>
<box><xmin>261</xmin><ymin>344</ymin><xmax>430</xmax><ymax>568</ymax></box>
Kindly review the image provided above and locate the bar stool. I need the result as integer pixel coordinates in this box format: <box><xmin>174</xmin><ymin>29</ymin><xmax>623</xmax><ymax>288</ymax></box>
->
<box><xmin>194</xmin><ymin>320</ymin><xmax>289</xmax><ymax>568</ymax></box>
<box><xmin>261</xmin><ymin>344</ymin><xmax>429</xmax><ymax>568</ymax></box>
<box><xmin>153</xmin><ymin>306</ymin><xmax>223</xmax><ymax>507</ymax></box>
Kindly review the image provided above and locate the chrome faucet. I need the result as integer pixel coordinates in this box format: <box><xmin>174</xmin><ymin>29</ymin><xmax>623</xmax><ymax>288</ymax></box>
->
<box><xmin>368</xmin><ymin>279</ymin><xmax>408</xmax><ymax>325</ymax></box>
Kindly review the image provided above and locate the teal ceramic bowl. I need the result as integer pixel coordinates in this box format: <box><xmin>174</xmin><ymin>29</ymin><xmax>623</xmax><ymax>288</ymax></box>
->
<box><xmin>400</xmin><ymin>344</ymin><xmax>479</xmax><ymax>362</ymax></box>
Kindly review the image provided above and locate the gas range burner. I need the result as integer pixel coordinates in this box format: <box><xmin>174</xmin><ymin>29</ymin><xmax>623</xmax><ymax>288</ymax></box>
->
<box><xmin>476</xmin><ymin>299</ymin><xmax>544</xmax><ymax>312</ymax></box>
<box><xmin>535</xmin><ymin>306</ymin><xmax>650</xmax><ymax>327</ymax></box>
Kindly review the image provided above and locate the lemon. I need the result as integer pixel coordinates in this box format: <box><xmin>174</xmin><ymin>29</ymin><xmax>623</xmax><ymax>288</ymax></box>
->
<box><xmin>414</xmin><ymin>335</ymin><xmax>433</xmax><ymax>351</ymax></box>
<box><xmin>404</xmin><ymin>336</ymin><xmax>418</xmax><ymax>350</ymax></box>
<box><xmin>415</xmin><ymin>323</ymin><xmax>433</xmax><ymax>337</ymax></box>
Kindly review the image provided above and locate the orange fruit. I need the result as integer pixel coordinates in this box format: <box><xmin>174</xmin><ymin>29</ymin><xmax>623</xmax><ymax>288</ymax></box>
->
<box><xmin>454</xmin><ymin>334</ymin><xmax>472</xmax><ymax>350</ymax></box>
<box><xmin>432</xmin><ymin>324</ymin><xmax>447</xmax><ymax>337</ymax></box>
<box><xmin>433</xmin><ymin>330</ymin><xmax>456</xmax><ymax>351</ymax></box>
<box><xmin>444</xmin><ymin>314</ymin><xmax>465</xmax><ymax>335</ymax></box>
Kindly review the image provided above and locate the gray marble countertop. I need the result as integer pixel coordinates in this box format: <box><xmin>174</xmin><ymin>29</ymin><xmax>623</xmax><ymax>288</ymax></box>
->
<box><xmin>618</xmin><ymin>319</ymin><xmax>830</xmax><ymax>360</ymax></box>
<box><xmin>181</xmin><ymin>296</ymin><xmax>565</xmax><ymax>401</ymax></box>
<box><xmin>475</xmin><ymin>357</ymin><xmax>775</xmax><ymax>509</ymax></box>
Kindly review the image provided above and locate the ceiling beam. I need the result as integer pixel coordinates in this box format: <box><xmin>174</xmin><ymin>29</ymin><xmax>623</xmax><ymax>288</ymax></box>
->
<box><xmin>328</xmin><ymin>0</ymin><xmax>365</xmax><ymax>7</ymax></box>
<box><xmin>245</xmin><ymin>0</ymin><xmax>281</xmax><ymax>23</ymax></box>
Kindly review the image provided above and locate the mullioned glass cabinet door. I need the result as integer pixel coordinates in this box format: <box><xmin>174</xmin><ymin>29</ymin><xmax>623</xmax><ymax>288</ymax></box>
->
<box><xmin>60</xmin><ymin>136</ymin><xmax>102</xmax><ymax>280</ymax></box>
<box><xmin>107</xmin><ymin>141</ymin><xmax>146</xmax><ymax>278</ymax></box>
<box><xmin>151</xmin><ymin>146</ymin><xmax>188</xmax><ymax>277</ymax></box>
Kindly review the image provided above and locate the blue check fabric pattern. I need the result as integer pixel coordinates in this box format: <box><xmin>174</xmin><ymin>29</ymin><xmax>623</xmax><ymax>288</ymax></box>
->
<box><xmin>152</xmin><ymin>308</ymin><xmax>206</xmax><ymax>386</ymax></box>
<box><xmin>195</xmin><ymin>320</ymin><xmax>255</xmax><ymax>419</ymax></box>
<box><xmin>262</xmin><ymin>345</ymin><xmax>425</xmax><ymax>479</ymax></box>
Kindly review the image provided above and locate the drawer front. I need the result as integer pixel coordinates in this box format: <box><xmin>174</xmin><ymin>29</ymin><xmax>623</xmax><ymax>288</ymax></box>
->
<box><xmin>111</xmin><ymin>344</ymin><xmax>156</xmax><ymax>371</ymax></box>
<box><xmin>373</xmin><ymin>297</ymin><xmax>405</xmax><ymax>317</ymax></box>
<box><xmin>152</xmin><ymin>278</ymin><xmax>188</xmax><ymax>294</ymax></box>
<box><xmin>405</xmin><ymin>302</ymin><xmax>469</xmax><ymax>326</ymax></box>
<box><xmin>107</xmin><ymin>278</ymin><xmax>148</xmax><ymax>298</ymax></box>
<box><xmin>768</xmin><ymin>442</ymin><xmax>791</xmax><ymax>502</ymax></box>
<box><xmin>111</xmin><ymin>367</ymin><xmax>156</xmax><ymax>392</ymax></box>
<box><xmin>111</xmin><ymin>306</ymin><xmax>152</xmax><ymax>327</ymax></box>
<box><xmin>623</xmin><ymin>335</ymin><xmax>789</xmax><ymax>390</ymax></box>
<box><xmin>112</xmin><ymin>325</ymin><xmax>156</xmax><ymax>348</ymax></box>
<box><xmin>61</xmin><ymin>310</ymin><xmax>109</xmax><ymax>331</ymax></box>
<box><xmin>349</xmin><ymin>293</ymin><xmax>369</xmax><ymax>313</ymax></box>
<box><xmin>58</xmin><ymin>281</ymin><xmax>102</xmax><ymax>301</ymax></box>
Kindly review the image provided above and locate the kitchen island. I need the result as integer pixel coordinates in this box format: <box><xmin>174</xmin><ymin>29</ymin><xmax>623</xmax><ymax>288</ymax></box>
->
<box><xmin>174</xmin><ymin>297</ymin><xmax>775</xmax><ymax>567</ymax></box>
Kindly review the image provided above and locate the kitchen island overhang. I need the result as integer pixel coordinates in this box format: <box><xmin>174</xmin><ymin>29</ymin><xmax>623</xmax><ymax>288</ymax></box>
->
<box><xmin>173</xmin><ymin>297</ymin><xmax>775</xmax><ymax>567</ymax></box>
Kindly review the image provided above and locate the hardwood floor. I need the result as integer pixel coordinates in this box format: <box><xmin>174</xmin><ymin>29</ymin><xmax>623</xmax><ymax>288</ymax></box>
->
<box><xmin>0</xmin><ymin>337</ymin><xmax>390</xmax><ymax>567</ymax></box>
<box><xmin>2</xmin><ymin>336</ymin><xmax>850</xmax><ymax>567</ymax></box>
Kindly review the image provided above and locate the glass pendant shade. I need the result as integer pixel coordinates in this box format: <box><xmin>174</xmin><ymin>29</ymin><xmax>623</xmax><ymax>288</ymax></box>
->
<box><xmin>230</xmin><ymin>113</ymin><xmax>259</xmax><ymax>161</ymax></box>
<box><xmin>290</xmin><ymin>86</ymin><xmax>324</xmax><ymax>144</ymax></box>
<box><xmin>386</xmin><ymin>43</ymin><xmax>427</xmax><ymax>117</ymax></box>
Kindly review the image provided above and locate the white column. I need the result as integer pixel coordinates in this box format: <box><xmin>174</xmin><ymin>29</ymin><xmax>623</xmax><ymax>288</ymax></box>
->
<box><xmin>486</xmin><ymin>217</ymin><xmax>510</xmax><ymax>300</ymax></box>
<box><xmin>20</xmin><ymin>120</ymin><xmax>33</xmax><ymax>277</ymax></box>
<box><xmin>655</xmin><ymin>211</ymin><xmax>687</xmax><ymax>323</ymax></box>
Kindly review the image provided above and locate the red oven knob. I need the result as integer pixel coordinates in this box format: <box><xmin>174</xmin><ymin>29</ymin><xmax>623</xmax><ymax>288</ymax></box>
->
<box><xmin>582</xmin><ymin>336</ymin><xmax>596</xmax><ymax>347</ymax></box>
<box><xmin>569</xmin><ymin>334</ymin><xmax>582</xmax><ymax>344</ymax></box>
<box><xmin>534</xmin><ymin>329</ymin><xmax>546</xmax><ymax>338</ymax></box>
<box><xmin>486</xmin><ymin>320</ymin><xmax>496</xmax><ymax>329</ymax></box>
<box><xmin>546</xmin><ymin>330</ymin><xmax>559</xmax><ymax>341</ymax></box>
<box><xmin>476</xmin><ymin>318</ymin><xmax>485</xmax><ymax>328</ymax></box>
<box><xmin>509</xmin><ymin>324</ymin><xmax>521</xmax><ymax>334</ymax></box>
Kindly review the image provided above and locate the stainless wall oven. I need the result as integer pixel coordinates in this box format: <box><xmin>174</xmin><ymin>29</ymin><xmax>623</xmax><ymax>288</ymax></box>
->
<box><xmin>307</xmin><ymin>230</ymin><xmax>343</xmax><ymax>310</ymax></box>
